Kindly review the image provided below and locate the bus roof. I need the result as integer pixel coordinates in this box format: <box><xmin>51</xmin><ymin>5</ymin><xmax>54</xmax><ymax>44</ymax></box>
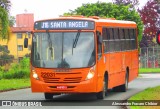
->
<box><xmin>35</xmin><ymin>16</ymin><xmax>136</xmax><ymax>25</ymax></box>
<box><xmin>34</xmin><ymin>16</ymin><xmax>137</xmax><ymax>30</ymax></box>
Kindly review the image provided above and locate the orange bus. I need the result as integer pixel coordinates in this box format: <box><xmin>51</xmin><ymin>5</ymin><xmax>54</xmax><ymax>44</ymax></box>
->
<box><xmin>24</xmin><ymin>16</ymin><xmax>139</xmax><ymax>99</ymax></box>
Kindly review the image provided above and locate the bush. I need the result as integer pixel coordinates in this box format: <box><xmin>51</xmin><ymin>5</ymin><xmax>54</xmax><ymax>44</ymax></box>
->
<box><xmin>0</xmin><ymin>72</ymin><xmax>2</xmax><ymax>80</ymax></box>
<box><xmin>0</xmin><ymin>66</ymin><xmax>4</xmax><ymax>79</ymax></box>
<box><xmin>3</xmin><ymin>69</ymin><xmax>30</xmax><ymax>79</ymax></box>
<box><xmin>2</xmin><ymin>57</ymin><xmax>30</xmax><ymax>79</ymax></box>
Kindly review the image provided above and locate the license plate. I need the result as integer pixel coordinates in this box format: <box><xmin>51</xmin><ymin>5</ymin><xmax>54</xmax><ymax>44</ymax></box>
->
<box><xmin>57</xmin><ymin>86</ymin><xmax>67</xmax><ymax>89</ymax></box>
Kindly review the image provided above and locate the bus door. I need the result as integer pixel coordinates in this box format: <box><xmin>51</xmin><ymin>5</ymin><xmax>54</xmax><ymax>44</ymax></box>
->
<box><xmin>96</xmin><ymin>27</ymin><xmax>106</xmax><ymax>91</ymax></box>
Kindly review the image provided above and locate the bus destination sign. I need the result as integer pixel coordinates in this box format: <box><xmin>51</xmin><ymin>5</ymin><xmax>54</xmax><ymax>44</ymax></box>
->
<box><xmin>34</xmin><ymin>20</ymin><xmax>95</xmax><ymax>30</ymax></box>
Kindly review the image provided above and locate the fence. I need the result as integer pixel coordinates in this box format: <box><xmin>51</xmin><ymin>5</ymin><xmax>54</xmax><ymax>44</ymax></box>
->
<box><xmin>139</xmin><ymin>46</ymin><xmax>160</xmax><ymax>68</ymax></box>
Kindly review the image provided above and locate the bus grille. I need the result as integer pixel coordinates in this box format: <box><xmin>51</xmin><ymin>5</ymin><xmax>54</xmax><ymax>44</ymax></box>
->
<box><xmin>43</xmin><ymin>77</ymin><xmax>82</xmax><ymax>83</ymax></box>
<box><xmin>41</xmin><ymin>72</ymin><xmax>82</xmax><ymax>83</ymax></box>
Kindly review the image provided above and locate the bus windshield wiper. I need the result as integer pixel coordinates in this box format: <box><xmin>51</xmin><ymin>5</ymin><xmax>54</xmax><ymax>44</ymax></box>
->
<box><xmin>46</xmin><ymin>30</ymin><xmax>54</xmax><ymax>59</ymax></box>
<box><xmin>73</xmin><ymin>30</ymin><xmax>81</xmax><ymax>48</ymax></box>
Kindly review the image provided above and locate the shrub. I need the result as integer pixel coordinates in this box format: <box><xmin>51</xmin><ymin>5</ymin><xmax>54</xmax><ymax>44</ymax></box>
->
<box><xmin>2</xmin><ymin>57</ymin><xmax>30</xmax><ymax>79</ymax></box>
<box><xmin>3</xmin><ymin>69</ymin><xmax>30</xmax><ymax>79</ymax></box>
<box><xmin>0</xmin><ymin>66</ymin><xmax>4</xmax><ymax>79</ymax></box>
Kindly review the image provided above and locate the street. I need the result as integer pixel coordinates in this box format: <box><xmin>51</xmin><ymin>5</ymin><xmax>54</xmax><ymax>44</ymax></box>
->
<box><xmin>0</xmin><ymin>74</ymin><xmax>160</xmax><ymax>109</ymax></box>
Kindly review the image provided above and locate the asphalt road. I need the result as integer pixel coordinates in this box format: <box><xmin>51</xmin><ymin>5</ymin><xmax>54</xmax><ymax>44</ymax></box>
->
<box><xmin>0</xmin><ymin>74</ymin><xmax>160</xmax><ymax>109</ymax></box>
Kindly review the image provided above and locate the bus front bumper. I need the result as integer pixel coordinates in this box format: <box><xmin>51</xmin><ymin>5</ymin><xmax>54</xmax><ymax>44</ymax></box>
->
<box><xmin>31</xmin><ymin>79</ymin><xmax>97</xmax><ymax>93</ymax></box>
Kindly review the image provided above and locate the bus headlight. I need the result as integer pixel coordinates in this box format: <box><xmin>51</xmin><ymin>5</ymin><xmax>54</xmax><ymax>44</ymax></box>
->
<box><xmin>86</xmin><ymin>66</ymin><xmax>96</xmax><ymax>80</ymax></box>
<box><xmin>32</xmin><ymin>70</ymin><xmax>39</xmax><ymax>80</ymax></box>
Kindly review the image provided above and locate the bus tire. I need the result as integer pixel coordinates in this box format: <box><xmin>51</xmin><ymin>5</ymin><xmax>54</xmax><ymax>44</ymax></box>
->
<box><xmin>113</xmin><ymin>72</ymin><xmax>129</xmax><ymax>92</ymax></box>
<box><xmin>44</xmin><ymin>93</ymin><xmax>54</xmax><ymax>100</ymax></box>
<box><xmin>96</xmin><ymin>75</ymin><xmax>108</xmax><ymax>99</ymax></box>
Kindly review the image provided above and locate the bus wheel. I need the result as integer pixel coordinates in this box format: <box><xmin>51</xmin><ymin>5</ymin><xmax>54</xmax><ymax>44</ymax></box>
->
<box><xmin>96</xmin><ymin>75</ymin><xmax>108</xmax><ymax>99</ymax></box>
<box><xmin>44</xmin><ymin>93</ymin><xmax>54</xmax><ymax>100</ymax></box>
<box><xmin>113</xmin><ymin>72</ymin><xmax>129</xmax><ymax>92</ymax></box>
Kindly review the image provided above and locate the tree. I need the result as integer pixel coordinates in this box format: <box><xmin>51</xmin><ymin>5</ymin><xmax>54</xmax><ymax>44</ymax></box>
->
<box><xmin>0</xmin><ymin>7</ymin><xmax>9</xmax><ymax>39</ymax></box>
<box><xmin>0</xmin><ymin>0</ymin><xmax>11</xmax><ymax>39</ymax></box>
<box><xmin>0</xmin><ymin>0</ymin><xmax>11</xmax><ymax>12</ymax></box>
<box><xmin>138</xmin><ymin>0</ymin><xmax>159</xmax><ymax>36</ymax></box>
<box><xmin>0</xmin><ymin>45</ymin><xmax>14</xmax><ymax>66</ymax></box>
<box><xmin>9</xmin><ymin>16</ymin><xmax>15</xmax><ymax>27</ymax></box>
<box><xmin>63</xmin><ymin>2</ymin><xmax>143</xmax><ymax>42</ymax></box>
<box><xmin>113</xmin><ymin>0</ymin><xmax>139</xmax><ymax>9</ymax></box>
<box><xmin>140</xmin><ymin>34</ymin><xmax>155</xmax><ymax>48</ymax></box>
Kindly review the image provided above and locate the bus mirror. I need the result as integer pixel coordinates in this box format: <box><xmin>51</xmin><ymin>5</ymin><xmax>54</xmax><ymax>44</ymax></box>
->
<box><xmin>24</xmin><ymin>38</ymin><xmax>28</xmax><ymax>48</ymax></box>
<box><xmin>156</xmin><ymin>30</ymin><xmax>160</xmax><ymax>45</ymax></box>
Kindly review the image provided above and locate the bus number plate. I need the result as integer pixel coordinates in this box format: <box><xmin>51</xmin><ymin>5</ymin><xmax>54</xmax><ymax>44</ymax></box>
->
<box><xmin>57</xmin><ymin>86</ymin><xmax>67</xmax><ymax>89</ymax></box>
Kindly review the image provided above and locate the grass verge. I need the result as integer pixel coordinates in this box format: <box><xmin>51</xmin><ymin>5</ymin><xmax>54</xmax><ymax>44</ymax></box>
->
<box><xmin>139</xmin><ymin>68</ymin><xmax>160</xmax><ymax>73</ymax></box>
<box><xmin>0</xmin><ymin>78</ymin><xmax>30</xmax><ymax>91</ymax></box>
<box><xmin>129</xmin><ymin>86</ymin><xmax>160</xmax><ymax>109</ymax></box>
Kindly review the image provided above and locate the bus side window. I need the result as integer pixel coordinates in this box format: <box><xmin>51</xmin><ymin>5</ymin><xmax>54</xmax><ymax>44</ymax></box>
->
<box><xmin>124</xmin><ymin>29</ymin><xmax>130</xmax><ymax>50</ymax></box>
<box><xmin>102</xmin><ymin>28</ymin><xmax>107</xmax><ymax>53</ymax></box>
<box><xmin>129</xmin><ymin>29</ymin><xmax>134</xmax><ymax>50</ymax></box>
<box><xmin>114</xmin><ymin>28</ymin><xmax>120</xmax><ymax>51</ymax></box>
<box><xmin>97</xmin><ymin>31</ymin><xmax>102</xmax><ymax>59</ymax></box>
<box><xmin>109</xmin><ymin>28</ymin><xmax>114</xmax><ymax>52</ymax></box>
<box><xmin>133</xmin><ymin>29</ymin><xmax>137</xmax><ymax>49</ymax></box>
<box><xmin>119</xmin><ymin>29</ymin><xmax>125</xmax><ymax>51</ymax></box>
<box><xmin>106</xmin><ymin>28</ymin><xmax>110</xmax><ymax>52</ymax></box>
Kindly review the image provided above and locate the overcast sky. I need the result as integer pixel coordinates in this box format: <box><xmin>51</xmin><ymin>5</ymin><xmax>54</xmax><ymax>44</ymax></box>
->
<box><xmin>10</xmin><ymin>0</ymin><xmax>148</xmax><ymax>21</ymax></box>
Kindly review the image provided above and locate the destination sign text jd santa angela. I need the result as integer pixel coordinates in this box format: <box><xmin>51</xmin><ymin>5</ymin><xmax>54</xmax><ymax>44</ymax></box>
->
<box><xmin>34</xmin><ymin>20</ymin><xmax>95</xmax><ymax>30</ymax></box>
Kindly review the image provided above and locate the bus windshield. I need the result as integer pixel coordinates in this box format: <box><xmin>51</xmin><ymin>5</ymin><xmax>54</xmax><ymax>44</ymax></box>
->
<box><xmin>31</xmin><ymin>32</ymin><xmax>95</xmax><ymax>68</ymax></box>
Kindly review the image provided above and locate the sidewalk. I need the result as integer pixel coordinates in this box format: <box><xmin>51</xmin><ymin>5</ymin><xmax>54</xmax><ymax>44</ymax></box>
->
<box><xmin>139</xmin><ymin>73</ymin><xmax>160</xmax><ymax>78</ymax></box>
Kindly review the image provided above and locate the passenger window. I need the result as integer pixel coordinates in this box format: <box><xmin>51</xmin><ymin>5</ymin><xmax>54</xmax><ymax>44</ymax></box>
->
<box><xmin>133</xmin><ymin>29</ymin><xmax>137</xmax><ymax>49</ymax></box>
<box><xmin>97</xmin><ymin>31</ymin><xmax>102</xmax><ymax>59</ymax></box>
<box><xmin>129</xmin><ymin>29</ymin><xmax>134</xmax><ymax>50</ymax></box>
<box><xmin>114</xmin><ymin>28</ymin><xmax>120</xmax><ymax>51</ymax></box>
<box><xmin>119</xmin><ymin>29</ymin><xmax>125</xmax><ymax>51</ymax></box>
<box><xmin>109</xmin><ymin>28</ymin><xmax>114</xmax><ymax>52</ymax></box>
<box><xmin>124</xmin><ymin>29</ymin><xmax>130</xmax><ymax>50</ymax></box>
<box><xmin>102</xmin><ymin>28</ymin><xmax>107</xmax><ymax>40</ymax></box>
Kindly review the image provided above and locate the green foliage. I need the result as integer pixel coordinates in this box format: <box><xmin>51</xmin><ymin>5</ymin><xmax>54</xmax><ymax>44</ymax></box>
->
<box><xmin>0</xmin><ymin>66</ymin><xmax>4</xmax><ymax>79</ymax></box>
<box><xmin>9</xmin><ymin>16</ymin><xmax>15</xmax><ymax>27</ymax></box>
<box><xmin>0</xmin><ymin>78</ymin><xmax>30</xmax><ymax>91</ymax></box>
<box><xmin>129</xmin><ymin>85</ymin><xmax>160</xmax><ymax>109</ymax></box>
<box><xmin>0</xmin><ymin>0</ymin><xmax>11</xmax><ymax>12</ymax></box>
<box><xmin>0</xmin><ymin>6</ymin><xmax>9</xmax><ymax>39</ymax></box>
<box><xmin>0</xmin><ymin>45</ymin><xmax>14</xmax><ymax>66</ymax></box>
<box><xmin>2</xmin><ymin>57</ymin><xmax>30</xmax><ymax>79</ymax></box>
<box><xmin>139</xmin><ymin>68</ymin><xmax>160</xmax><ymax>73</ymax></box>
<box><xmin>64</xmin><ymin>2</ymin><xmax>143</xmax><ymax>42</ymax></box>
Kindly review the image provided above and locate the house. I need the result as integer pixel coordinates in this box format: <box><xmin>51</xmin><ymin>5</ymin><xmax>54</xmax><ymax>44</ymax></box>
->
<box><xmin>0</xmin><ymin>13</ymin><xmax>34</xmax><ymax>60</ymax></box>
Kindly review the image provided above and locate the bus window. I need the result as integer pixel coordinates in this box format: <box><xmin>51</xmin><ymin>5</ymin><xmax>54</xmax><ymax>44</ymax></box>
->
<box><xmin>119</xmin><ymin>29</ymin><xmax>125</xmax><ymax>51</ymax></box>
<box><xmin>114</xmin><ymin>28</ymin><xmax>120</xmax><ymax>51</ymax></box>
<box><xmin>102</xmin><ymin>28</ymin><xmax>107</xmax><ymax>40</ymax></box>
<box><xmin>103</xmin><ymin>28</ymin><xmax>111</xmax><ymax>53</ymax></box>
<box><xmin>124</xmin><ymin>29</ymin><xmax>130</xmax><ymax>50</ymax></box>
<box><xmin>102</xmin><ymin>28</ymin><xmax>107</xmax><ymax>53</ymax></box>
<box><xmin>97</xmin><ymin>31</ymin><xmax>102</xmax><ymax>59</ymax></box>
<box><xmin>109</xmin><ymin>28</ymin><xmax>114</xmax><ymax>52</ymax></box>
<box><xmin>133</xmin><ymin>29</ymin><xmax>137</xmax><ymax>49</ymax></box>
<box><xmin>129</xmin><ymin>29</ymin><xmax>135</xmax><ymax>50</ymax></box>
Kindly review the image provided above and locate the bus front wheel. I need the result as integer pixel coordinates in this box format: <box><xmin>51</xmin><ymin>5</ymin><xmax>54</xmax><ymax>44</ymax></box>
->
<box><xmin>96</xmin><ymin>75</ymin><xmax>108</xmax><ymax>99</ymax></box>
